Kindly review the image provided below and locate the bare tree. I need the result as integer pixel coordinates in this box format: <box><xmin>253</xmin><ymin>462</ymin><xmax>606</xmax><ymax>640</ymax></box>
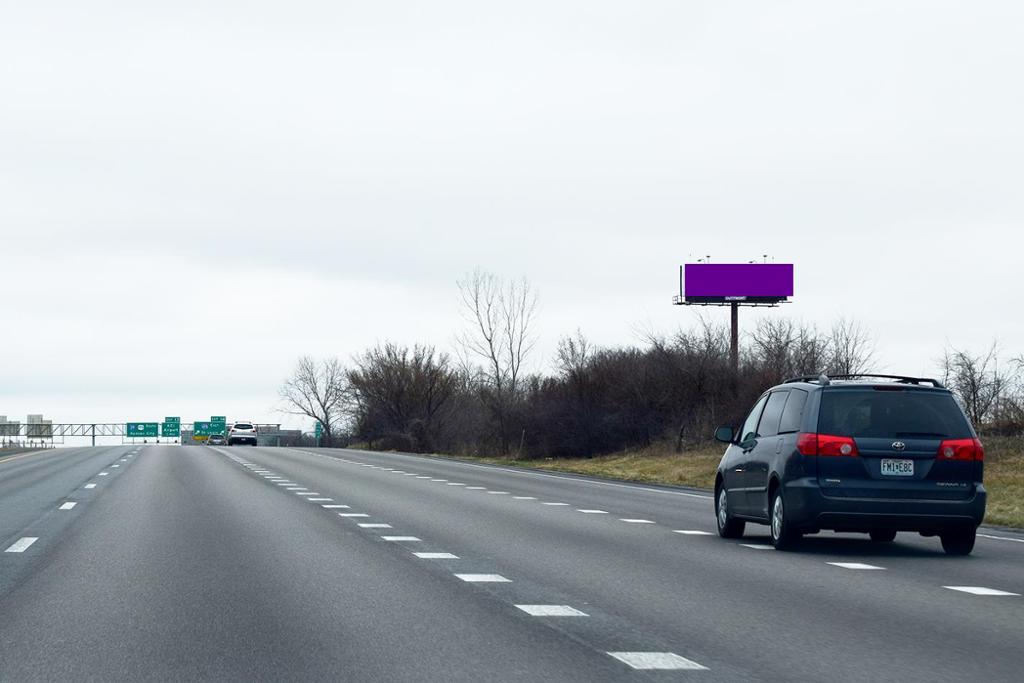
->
<box><xmin>457</xmin><ymin>269</ymin><xmax>538</xmax><ymax>455</ymax></box>
<box><xmin>279</xmin><ymin>356</ymin><xmax>348</xmax><ymax>445</ymax></box>
<box><xmin>347</xmin><ymin>343</ymin><xmax>459</xmax><ymax>452</ymax></box>
<box><xmin>556</xmin><ymin>329</ymin><xmax>591</xmax><ymax>378</ymax></box>
<box><xmin>940</xmin><ymin>343</ymin><xmax>1005</xmax><ymax>428</ymax></box>
<box><xmin>828</xmin><ymin>318</ymin><xmax>876</xmax><ymax>375</ymax></box>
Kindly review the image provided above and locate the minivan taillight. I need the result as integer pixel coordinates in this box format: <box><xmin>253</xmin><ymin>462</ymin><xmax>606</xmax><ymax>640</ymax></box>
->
<box><xmin>937</xmin><ymin>438</ymin><xmax>984</xmax><ymax>461</ymax></box>
<box><xmin>796</xmin><ymin>433</ymin><xmax>859</xmax><ymax>457</ymax></box>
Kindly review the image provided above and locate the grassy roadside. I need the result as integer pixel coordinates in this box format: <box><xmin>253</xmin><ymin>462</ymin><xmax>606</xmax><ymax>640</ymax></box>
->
<box><xmin>384</xmin><ymin>438</ymin><xmax>1024</xmax><ymax>529</ymax></box>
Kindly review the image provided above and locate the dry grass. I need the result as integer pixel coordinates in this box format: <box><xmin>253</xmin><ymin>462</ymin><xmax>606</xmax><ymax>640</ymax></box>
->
<box><xmin>432</xmin><ymin>437</ymin><xmax>1024</xmax><ymax>529</ymax></box>
<box><xmin>463</xmin><ymin>442</ymin><xmax>723</xmax><ymax>490</ymax></box>
<box><xmin>980</xmin><ymin>437</ymin><xmax>1024</xmax><ymax>528</ymax></box>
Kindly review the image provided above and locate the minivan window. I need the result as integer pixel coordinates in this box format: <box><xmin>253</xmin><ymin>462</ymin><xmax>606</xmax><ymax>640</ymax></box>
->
<box><xmin>757</xmin><ymin>391</ymin><xmax>789</xmax><ymax>438</ymax></box>
<box><xmin>234</xmin><ymin>423</ymin><xmax>254</xmax><ymax>430</ymax></box>
<box><xmin>738</xmin><ymin>394</ymin><xmax>769</xmax><ymax>444</ymax></box>
<box><xmin>817</xmin><ymin>389</ymin><xmax>972</xmax><ymax>439</ymax></box>
<box><xmin>778</xmin><ymin>389</ymin><xmax>808</xmax><ymax>434</ymax></box>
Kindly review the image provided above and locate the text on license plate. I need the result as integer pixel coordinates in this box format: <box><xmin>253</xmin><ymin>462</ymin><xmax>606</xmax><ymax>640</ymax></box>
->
<box><xmin>881</xmin><ymin>459</ymin><xmax>914</xmax><ymax>476</ymax></box>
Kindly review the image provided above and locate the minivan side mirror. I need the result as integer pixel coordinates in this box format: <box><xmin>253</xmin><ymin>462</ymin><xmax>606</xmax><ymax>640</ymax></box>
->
<box><xmin>714</xmin><ymin>426</ymin><xmax>735</xmax><ymax>443</ymax></box>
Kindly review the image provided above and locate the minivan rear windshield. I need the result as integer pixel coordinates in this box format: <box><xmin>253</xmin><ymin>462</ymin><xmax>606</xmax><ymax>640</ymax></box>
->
<box><xmin>817</xmin><ymin>389</ymin><xmax>972</xmax><ymax>439</ymax></box>
<box><xmin>234</xmin><ymin>423</ymin><xmax>253</xmax><ymax>430</ymax></box>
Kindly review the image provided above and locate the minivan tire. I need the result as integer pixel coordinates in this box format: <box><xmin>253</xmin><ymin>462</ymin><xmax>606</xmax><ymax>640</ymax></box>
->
<box><xmin>716</xmin><ymin>488</ymin><xmax>745</xmax><ymax>539</ymax></box>
<box><xmin>869</xmin><ymin>529</ymin><xmax>897</xmax><ymax>543</ymax></box>
<box><xmin>940</xmin><ymin>527</ymin><xmax>976</xmax><ymax>556</ymax></box>
<box><xmin>769</xmin><ymin>490</ymin><xmax>800</xmax><ymax>551</ymax></box>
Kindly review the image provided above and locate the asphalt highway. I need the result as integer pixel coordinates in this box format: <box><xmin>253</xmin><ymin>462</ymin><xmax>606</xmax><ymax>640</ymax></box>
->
<box><xmin>1</xmin><ymin>445</ymin><xmax>1022</xmax><ymax>681</ymax></box>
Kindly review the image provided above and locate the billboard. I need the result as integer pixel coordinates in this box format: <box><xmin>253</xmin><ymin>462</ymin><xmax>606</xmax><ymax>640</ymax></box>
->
<box><xmin>684</xmin><ymin>263</ymin><xmax>793</xmax><ymax>304</ymax></box>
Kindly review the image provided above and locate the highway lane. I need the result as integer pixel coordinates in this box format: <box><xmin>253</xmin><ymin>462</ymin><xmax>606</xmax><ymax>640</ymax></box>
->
<box><xmin>233</xmin><ymin>446</ymin><xmax>1024</xmax><ymax>681</ymax></box>
<box><xmin>0</xmin><ymin>445</ymin><xmax>138</xmax><ymax>594</ymax></box>
<box><xmin>0</xmin><ymin>446</ymin><xmax>638</xmax><ymax>682</ymax></box>
<box><xmin>0</xmin><ymin>444</ymin><xmax>1021</xmax><ymax>681</ymax></box>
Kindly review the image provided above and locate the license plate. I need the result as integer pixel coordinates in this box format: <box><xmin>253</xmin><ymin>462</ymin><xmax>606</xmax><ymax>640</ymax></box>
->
<box><xmin>881</xmin><ymin>459</ymin><xmax>914</xmax><ymax>476</ymax></box>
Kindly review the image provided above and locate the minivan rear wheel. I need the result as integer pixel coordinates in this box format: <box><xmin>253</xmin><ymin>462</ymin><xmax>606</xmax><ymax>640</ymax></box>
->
<box><xmin>769</xmin><ymin>491</ymin><xmax>800</xmax><ymax>551</ymax></box>
<box><xmin>869</xmin><ymin>529</ymin><xmax>897</xmax><ymax>543</ymax></box>
<box><xmin>940</xmin><ymin>527</ymin><xmax>976</xmax><ymax>556</ymax></box>
<box><xmin>716</xmin><ymin>488</ymin><xmax>745</xmax><ymax>539</ymax></box>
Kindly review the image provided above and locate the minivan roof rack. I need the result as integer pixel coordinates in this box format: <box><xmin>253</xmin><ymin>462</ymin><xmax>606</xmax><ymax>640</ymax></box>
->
<box><xmin>782</xmin><ymin>374</ymin><xmax>945</xmax><ymax>388</ymax></box>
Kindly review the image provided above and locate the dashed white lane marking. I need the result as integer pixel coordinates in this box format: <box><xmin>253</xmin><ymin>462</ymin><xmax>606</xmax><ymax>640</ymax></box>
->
<box><xmin>619</xmin><ymin>519</ymin><xmax>655</xmax><ymax>524</ymax></box>
<box><xmin>828</xmin><ymin>562</ymin><xmax>885</xmax><ymax>570</ymax></box>
<box><xmin>392</xmin><ymin>470</ymin><xmax>406</xmax><ymax>473</ymax></box>
<box><xmin>513</xmin><ymin>496</ymin><xmax>537</xmax><ymax>500</ymax></box>
<box><xmin>276</xmin><ymin>483</ymin><xmax>296</xmax><ymax>486</ymax></box>
<box><xmin>446</xmin><ymin>482</ymin><xmax>466</xmax><ymax>486</ymax></box>
<box><xmin>607</xmin><ymin>652</ymin><xmax>707</xmax><ymax>671</ymax></box>
<box><xmin>740</xmin><ymin>544</ymin><xmax>774</xmax><ymax>550</ymax></box>
<box><xmin>5</xmin><ymin>537</ymin><xmax>38</xmax><ymax>553</ymax></box>
<box><xmin>110</xmin><ymin>465</ymin><xmax>119</xmax><ymax>468</ymax></box>
<box><xmin>357</xmin><ymin>454</ymin><xmax>711</xmax><ymax>500</ymax></box>
<box><xmin>99</xmin><ymin>472</ymin><xmax>109</xmax><ymax>476</ymax></box>
<box><xmin>516</xmin><ymin>605</ymin><xmax>588</xmax><ymax>616</ymax></box>
<box><xmin>59</xmin><ymin>502</ymin><xmax>77</xmax><ymax>510</ymax></box>
<box><xmin>295</xmin><ymin>492</ymin><xmax>321</xmax><ymax>496</ymax></box>
<box><xmin>488</xmin><ymin>491</ymin><xmax>510</xmax><ymax>495</ymax></box>
<box><xmin>322</xmin><ymin>504</ymin><xmax>350</xmax><ymax>509</ymax></box>
<box><xmin>358</xmin><ymin>523</ymin><xmax>393</xmax><ymax>528</ymax></box>
<box><xmin>577</xmin><ymin>509</ymin><xmax>608</xmax><ymax>514</ymax></box>
<box><xmin>414</xmin><ymin>552</ymin><xmax>459</xmax><ymax>559</ymax></box>
<box><xmin>455</xmin><ymin>574</ymin><xmax>511</xmax><ymax>583</ymax></box>
<box><xmin>542</xmin><ymin>502</ymin><xmax>569</xmax><ymax>506</ymax></box>
<box><xmin>416</xmin><ymin>476</ymin><xmax>431</xmax><ymax>479</ymax></box>
<box><xmin>119</xmin><ymin>458</ymin><xmax>127</xmax><ymax>462</ymax></box>
<box><xmin>978</xmin><ymin>533</ymin><xmax>1024</xmax><ymax>544</ymax></box>
<box><xmin>466</xmin><ymin>486</ymin><xmax>486</xmax><ymax>490</ymax></box>
<box><xmin>402</xmin><ymin>473</ymin><xmax>419</xmax><ymax>476</ymax></box>
<box><xmin>84</xmin><ymin>484</ymin><xmax>97</xmax><ymax>489</ymax></box>
<box><xmin>944</xmin><ymin>586</ymin><xmax>1020</xmax><ymax>596</ymax></box>
<box><xmin>382</xmin><ymin>536</ymin><xmax>421</xmax><ymax>542</ymax></box>
<box><xmin>307</xmin><ymin>498</ymin><xmax>333</xmax><ymax>502</ymax></box>
<box><xmin>674</xmin><ymin>530</ymin><xmax>713</xmax><ymax>535</ymax></box>
<box><xmin>339</xmin><ymin>513</ymin><xmax>370</xmax><ymax>518</ymax></box>
<box><xmin>431</xmin><ymin>479</ymin><xmax>448</xmax><ymax>482</ymax></box>
<box><xmin>286</xmin><ymin>487</ymin><xmax>307</xmax><ymax>491</ymax></box>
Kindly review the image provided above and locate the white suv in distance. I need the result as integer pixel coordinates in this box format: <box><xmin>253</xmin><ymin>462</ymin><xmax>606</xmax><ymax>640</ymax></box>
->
<box><xmin>228</xmin><ymin>422</ymin><xmax>258</xmax><ymax>446</ymax></box>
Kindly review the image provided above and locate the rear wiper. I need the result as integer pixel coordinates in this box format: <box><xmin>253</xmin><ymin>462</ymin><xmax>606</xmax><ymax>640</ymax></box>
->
<box><xmin>894</xmin><ymin>431</ymin><xmax>948</xmax><ymax>438</ymax></box>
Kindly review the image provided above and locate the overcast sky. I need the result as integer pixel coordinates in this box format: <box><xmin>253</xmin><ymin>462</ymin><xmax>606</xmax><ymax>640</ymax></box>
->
<box><xmin>2</xmin><ymin>1</ymin><xmax>1021</xmax><ymax>435</ymax></box>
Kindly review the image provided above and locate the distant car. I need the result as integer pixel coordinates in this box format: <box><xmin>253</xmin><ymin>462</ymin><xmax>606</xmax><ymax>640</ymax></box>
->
<box><xmin>207</xmin><ymin>434</ymin><xmax>227</xmax><ymax>446</ymax></box>
<box><xmin>228</xmin><ymin>421</ymin><xmax>258</xmax><ymax>446</ymax></box>
<box><xmin>713</xmin><ymin>374</ymin><xmax>986</xmax><ymax>555</ymax></box>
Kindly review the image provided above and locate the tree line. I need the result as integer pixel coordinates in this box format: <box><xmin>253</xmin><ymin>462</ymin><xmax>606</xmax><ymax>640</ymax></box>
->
<box><xmin>279</xmin><ymin>271</ymin><xmax>1024</xmax><ymax>458</ymax></box>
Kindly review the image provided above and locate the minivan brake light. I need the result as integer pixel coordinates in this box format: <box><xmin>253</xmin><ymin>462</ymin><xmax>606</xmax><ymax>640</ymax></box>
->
<box><xmin>797</xmin><ymin>433</ymin><xmax>859</xmax><ymax>457</ymax></box>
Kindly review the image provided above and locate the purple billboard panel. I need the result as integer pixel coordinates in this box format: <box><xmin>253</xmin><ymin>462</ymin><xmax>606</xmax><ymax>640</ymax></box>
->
<box><xmin>684</xmin><ymin>263</ymin><xmax>793</xmax><ymax>302</ymax></box>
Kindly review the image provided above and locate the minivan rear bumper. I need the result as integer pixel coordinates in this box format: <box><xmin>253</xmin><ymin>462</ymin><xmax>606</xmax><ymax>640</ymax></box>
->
<box><xmin>782</xmin><ymin>478</ymin><xmax>986</xmax><ymax>532</ymax></box>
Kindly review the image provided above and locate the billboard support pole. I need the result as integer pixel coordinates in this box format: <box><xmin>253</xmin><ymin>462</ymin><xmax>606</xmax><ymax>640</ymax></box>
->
<box><xmin>730</xmin><ymin>302</ymin><xmax>739</xmax><ymax>375</ymax></box>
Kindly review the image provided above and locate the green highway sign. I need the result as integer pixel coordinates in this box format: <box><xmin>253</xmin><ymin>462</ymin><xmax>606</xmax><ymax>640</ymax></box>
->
<box><xmin>127</xmin><ymin>422</ymin><xmax>159</xmax><ymax>438</ymax></box>
<box><xmin>162</xmin><ymin>422</ymin><xmax>181</xmax><ymax>437</ymax></box>
<box><xmin>211</xmin><ymin>416</ymin><xmax>226</xmax><ymax>424</ymax></box>
<box><xmin>315</xmin><ymin>422</ymin><xmax>323</xmax><ymax>437</ymax></box>
<box><xmin>194</xmin><ymin>421</ymin><xmax>217</xmax><ymax>437</ymax></box>
<box><xmin>165</xmin><ymin>416</ymin><xmax>181</xmax><ymax>423</ymax></box>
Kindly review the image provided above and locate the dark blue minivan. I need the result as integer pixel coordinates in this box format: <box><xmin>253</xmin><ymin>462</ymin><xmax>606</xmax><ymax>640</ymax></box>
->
<box><xmin>714</xmin><ymin>374</ymin><xmax>986</xmax><ymax>554</ymax></box>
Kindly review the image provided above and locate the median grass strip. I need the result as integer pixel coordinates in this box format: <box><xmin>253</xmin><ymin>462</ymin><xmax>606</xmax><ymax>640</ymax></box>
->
<box><xmin>407</xmin><ymin>437</ymin><xmax>1024</xmax><ymax>529</ymax></box>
